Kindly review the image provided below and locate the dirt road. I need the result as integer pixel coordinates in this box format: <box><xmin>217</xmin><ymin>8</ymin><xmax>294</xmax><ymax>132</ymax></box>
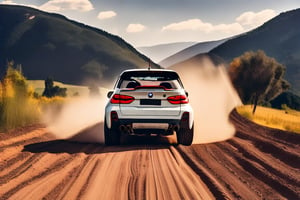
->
<box><xmin>0</xmin><ymin>111</ymin><xmax>299</xmax><ymax>199</ymax></box>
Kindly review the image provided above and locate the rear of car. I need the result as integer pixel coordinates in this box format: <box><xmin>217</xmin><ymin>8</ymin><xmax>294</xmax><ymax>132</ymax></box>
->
<box><xmin>104</xmin><ymin>69</ymin><xmax>194</xmax><ymax>145</ymax></box>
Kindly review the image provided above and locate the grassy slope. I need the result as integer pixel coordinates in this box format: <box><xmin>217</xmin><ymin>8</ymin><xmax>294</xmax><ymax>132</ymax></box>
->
<box><xmin>237</xmin><ymin>105</ymin><xmax>300</xmax><ymax>133</ymax></box>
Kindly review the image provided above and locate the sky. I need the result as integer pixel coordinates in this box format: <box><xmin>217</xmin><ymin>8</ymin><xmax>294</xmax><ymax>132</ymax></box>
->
<box><xmin>1</xmin><ymin>0</ymin><xmax>300</xmax><ymax>47</ymax></box>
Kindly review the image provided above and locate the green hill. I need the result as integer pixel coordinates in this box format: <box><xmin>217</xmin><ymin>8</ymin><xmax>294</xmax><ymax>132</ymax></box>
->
<box><xmin>0</xmin><ymin>5</ymin><xmax>159</xmax><ymax>86</ymax></box>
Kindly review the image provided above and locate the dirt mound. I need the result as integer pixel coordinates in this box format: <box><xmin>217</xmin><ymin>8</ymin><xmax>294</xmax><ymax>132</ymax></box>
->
<box><xmin>0</xmin><ymin>111</ymin><xmax>299</xmax><ymax>199</ymax></box>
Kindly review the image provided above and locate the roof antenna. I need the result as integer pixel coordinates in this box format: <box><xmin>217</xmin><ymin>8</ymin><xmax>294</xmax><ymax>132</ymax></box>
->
<box><xmin>148</xmin><ymin>59</ymin><xmax>151</xmax><ymax>70</ymax></box>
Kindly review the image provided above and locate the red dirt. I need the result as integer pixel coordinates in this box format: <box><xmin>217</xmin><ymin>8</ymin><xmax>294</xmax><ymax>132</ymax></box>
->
<box><xmin>0</xmin><ymin>111</ymin><xmax>299</xmax><ymax>199</ymax></box>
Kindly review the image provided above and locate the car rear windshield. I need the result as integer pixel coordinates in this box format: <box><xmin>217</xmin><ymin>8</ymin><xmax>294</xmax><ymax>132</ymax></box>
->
<box><xmin>117</xmin><ymin>71</ymin><xmax>183</xmax><ymax>89</ymax></box>
<box><xmin>120</xmin><ymin>71</ymin><xmax>179</xmax><ymax>80</ymax></box>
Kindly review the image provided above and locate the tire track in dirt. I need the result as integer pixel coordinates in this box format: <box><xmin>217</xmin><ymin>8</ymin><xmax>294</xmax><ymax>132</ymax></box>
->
<box><xmin>1</xmin><ymin>154</ymin><xmax>77</xmax><ymax>199</ymax></box>
<box><xmin>0</xmin><ymin>110</ymin><xmax>299</xmax><ymax>199</ymax></box>
<box><xmin>228</xmin><ymin>138</ymin><xmax>299</xmax><ymax>186</ymax></box>
<box><xmin>176</xmin><ymin>110</ymin><xmax>300</xmax><ymax>199</ymax></box>
<box><xmin>0</xmin><ymin>137</ymin><xmax>214</xmax><ymax>199</ymax></box>
<box><xmin>76</xmin><ymin>146</ymin><xmax>213</xmax><ymax>200</ymax></box>
<box><xmin>0</xmin><ymin>127</ymin><xmax>54</xmax><ymax>163</ymax></box>
<box><xmin>0</xmin><ymin>153</ymin><xmax>44</xmax><ymax>185</ymax></box>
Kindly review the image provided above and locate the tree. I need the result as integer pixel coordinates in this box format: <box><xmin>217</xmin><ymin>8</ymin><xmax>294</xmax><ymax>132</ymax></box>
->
<box><xmin>42</xmin><ymin>77</ymin><xmax>54</xmax><ymax>97</ymax></box>
<box><xmin>229</xmin><ymin>50</ymin><xmax>290</xmax><ymax>114</ymax></box>
<box><xmin>0</xmin><ymin>61</ymin><xmax>39</xmax><ymax>130</ymax></box>
<box><xmin>42</xmin><ymin>77</ymin><xmax>67</xmax><ymax>98</ymax></box>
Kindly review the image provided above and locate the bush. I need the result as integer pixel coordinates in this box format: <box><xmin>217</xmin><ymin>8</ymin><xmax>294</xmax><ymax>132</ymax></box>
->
<box><xmin>42</xmin><ymin>77</ymin><xmax>67</xmax><ymax>98</ymax></box>
<box><xmin>0</xmin><ymin>63</ymin><xmax>40</xmax><ymax>131</ymax></box>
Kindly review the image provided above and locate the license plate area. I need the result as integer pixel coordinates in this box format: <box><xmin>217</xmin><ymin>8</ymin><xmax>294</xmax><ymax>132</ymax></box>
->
<box><xmin>132</xmin><ymin>123</ymin><xmax>168</xmax><ymax>129</ymax></box>
<box><xmin>140</xmin><ymin>99</ymin><xmax>161</xmax><ymax>105</ymax></box>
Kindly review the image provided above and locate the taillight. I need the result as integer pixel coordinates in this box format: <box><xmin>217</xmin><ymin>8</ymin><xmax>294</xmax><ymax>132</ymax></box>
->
<box><xmin>167</xmin><ymin>95</ymin><xmax>189</xmax><ymax>104</ymax></box>
<box><xmin>110</xmin><ymin>94</ymin><xmax>135</xmax><ymax>104</ymax></box>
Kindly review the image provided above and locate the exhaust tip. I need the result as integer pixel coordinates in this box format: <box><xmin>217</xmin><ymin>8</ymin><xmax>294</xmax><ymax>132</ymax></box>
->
<box><xmin>120</xmin><ymin>125</ymin><xmax>134</xmax><ymax>134</ymax></box>
<box><xmin>174</xmin><ymin>125</ymin><xmax>179</xmax><ymax>132</ymax></box>
<box><xmin>120</xmin><ymin>125</ymin><xmax>127</xmax><ymax>132</ymax></box>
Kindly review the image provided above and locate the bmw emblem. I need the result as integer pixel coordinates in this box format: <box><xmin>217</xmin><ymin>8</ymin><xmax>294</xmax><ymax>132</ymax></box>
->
<box><xmin>148</xmin><ymin>92</ymin><xmax>153</xmax><ymax>98</ymax></box>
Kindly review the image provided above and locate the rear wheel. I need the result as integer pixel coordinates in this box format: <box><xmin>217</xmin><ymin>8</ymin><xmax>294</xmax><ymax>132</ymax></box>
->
<box><xmin>104</xmin><ymin>118</ymin><xmax>120</xmax><ymax>145</ymax></box>
<box><xmin>177</xmin><ymin>123</ymin><xmax>194</xmax><ymax>146</ymax></box>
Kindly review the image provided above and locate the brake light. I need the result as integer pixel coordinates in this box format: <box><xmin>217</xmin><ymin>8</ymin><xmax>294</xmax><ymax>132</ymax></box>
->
<box><xmin>167</xmin><ymin>95</ymin><xmax>189</xmax><ymax>104</ymax></box>
<box><xmin>110</xmin><ymin>94</ymin><xmax>135</xmax><ymax>104</ymax></box>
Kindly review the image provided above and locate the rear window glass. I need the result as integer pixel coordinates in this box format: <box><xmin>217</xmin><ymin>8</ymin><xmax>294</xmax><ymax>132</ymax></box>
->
<box><xmin>120</xmin><ymin>71</ymin><xmax>179</xmax><ymax>81</ymax></box>
<box><xmin>117</xmin><ymin>71</ymin><xmax>183</xmax><ymax>89</ymax></box>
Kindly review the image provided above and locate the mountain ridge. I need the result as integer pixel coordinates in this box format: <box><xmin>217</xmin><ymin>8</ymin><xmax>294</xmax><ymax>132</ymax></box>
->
<box><xmin>0</xmin><ymin>5</ymin><xmax>160</xmax><ymax>86</ymax></box>
<box><xmin>209</xmin><ymin>8</ymin><xmax>300</xmax><ymax>94</ymax></box>
<box><xmin>137</xmin><ymin>42</ymin><xmax>197</xmax><ymax>63</ymax></box>
<box><xmin>159</xmin><ymin>38</ymin><xmax>228</xmax><ymax>67</ymax></box>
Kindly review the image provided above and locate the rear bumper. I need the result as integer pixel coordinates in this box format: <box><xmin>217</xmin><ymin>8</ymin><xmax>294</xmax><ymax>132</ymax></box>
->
<box><xmin>115</xmin><ymin>118</ymin><xmax>181</xmax><ymax>135</ymax></box>
<box><xmin>107</xmin><ymin>110</ymin><xmax>193</xmax><ymax>136</ymax></box>
<box><xmin>118</xmin><ymin>118</ymin><xmax>181</xmax><ymax>125</ymax></box>
<box><xmin>105</xmin><ymin>104</ymin><xmax>193</xmax><ymax>130</ymax></box>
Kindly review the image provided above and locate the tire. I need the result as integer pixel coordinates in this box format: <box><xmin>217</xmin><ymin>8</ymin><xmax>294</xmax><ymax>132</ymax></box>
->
<box><xmin>177</xmin><ymin>123</ymin><xmax>194</xmax><ymax>146</ymax></box>
<box><xmin>104</xmin><ymin>118</ymin><xmax>120</xmax><ymax>145</ymax></box>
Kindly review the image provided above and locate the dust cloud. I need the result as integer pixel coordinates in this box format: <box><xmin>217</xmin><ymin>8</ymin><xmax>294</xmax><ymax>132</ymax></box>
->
<box><xmin>43</xmin><ymin>96</ymin><xmax>107</xmax><ymax>143</ymax></box>
<box><xmin>171</xmin><ymin>56</ymin><xmax>242</xmax><ymax>144</ymax></box>
<box><xmin>43</xmin><ymin>57</ymin><xmax>241</xmax><ymax>145</ymax></box>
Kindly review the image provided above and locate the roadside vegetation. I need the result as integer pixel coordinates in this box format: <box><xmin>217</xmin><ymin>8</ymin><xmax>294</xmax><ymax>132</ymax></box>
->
<box><xmin>237</xmin><ymin>105</ymin><xmax>300</xmax><ymax>133</ymax></box>
<box><xmin>0</xmin><ymin>62</ymin><xmax>65</xmax><ymax>131</ymax></box>
<box><xmin>230</xmin><ymin>50</ymin><xmax>300</xmax><ymax>134</ymax></box>
<box><xmin>0</xmin><ymin>62</ymin><xmax>106</xmax><ymax>132</ymax></box>
<box><xmin>0</xmin><ymin>62</ymin><xmax>39</xmax><ymax>130</ymax></box>
<box><xmin>229</xmin><ymin>50</ymin><xmax>290</xmax><ymax>114</ymax></box>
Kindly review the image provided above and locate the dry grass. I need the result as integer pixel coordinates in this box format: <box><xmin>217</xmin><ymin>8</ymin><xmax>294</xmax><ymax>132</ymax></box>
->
<box><xmin>0</xmin><ymin>76</ymin><xmax>66</xmax><ymax>131</ymax></box>
<box><xmin>27</xmin><ymin>80</ymin><xmax>108</xmax><ymax>97</ymax></box>
<box><xmin>237</xmin><ymin>105</ymin><xmax>300</xmax><ymax>133</ymax></box>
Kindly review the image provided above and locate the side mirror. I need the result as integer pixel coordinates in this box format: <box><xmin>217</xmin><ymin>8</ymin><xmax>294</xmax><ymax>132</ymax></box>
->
<box><xmin>185</xmin><ymin>91</ymin><xmax>189</xmax><ymax>97</ymax></box>
<box><xmin>107</xmin><ymin>91</ymin><xmax>113</xmax><ymax>98</ymax></box>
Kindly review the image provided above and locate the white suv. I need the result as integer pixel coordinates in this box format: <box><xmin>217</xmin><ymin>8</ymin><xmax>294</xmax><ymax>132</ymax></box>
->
<box><xmin>104</xmin><ymin>69</ymin><xmax>194</xmax><ymax>145</ymax></box>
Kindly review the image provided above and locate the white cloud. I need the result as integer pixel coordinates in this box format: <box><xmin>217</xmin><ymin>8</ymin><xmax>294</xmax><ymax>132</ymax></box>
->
<box><xmin>162</xmin><ymin>19</ymin><xmax>244</xmax><ymax>34</ymax></box>
<box><xmin>1</xmin><ymin>0</ymin><xmax>94</xmax><ymax>12</ymax></box>
<box><xmin>236</xmin><ymin>9</ymin><xmax>276</xmax><ymax>28</ymax></box>
<box><xmin>0</xmin><ymin>0</ymin><xmax>16</xmax><ymax>4</ymax></box>
<box><xmin>0</xmin><ymin>0</ymin><xmax>38</xmax><ymax>8</ymax></box>
<box><xmin>97</xmin><ymin>11</ymin><xmax>117</xmax><ymax>20</ymax></box>
<box><xmin>162</xmin><ymin>19</ymin><xmax>212</xmax><ymax>32</ymax></box>
<box><xmin>39</xmin><ymin>0</ymin><xmax>94</xmax><ymax>12</ymax></box>
<box><xmin>161</xmin><ymin>9</ymin><xmax>276</xmax><ymax>36</ymax></box>
<box><xmin>126</xmin><ymin>23</ymin><xmax>146</xmax><ymax>33</ymax></box>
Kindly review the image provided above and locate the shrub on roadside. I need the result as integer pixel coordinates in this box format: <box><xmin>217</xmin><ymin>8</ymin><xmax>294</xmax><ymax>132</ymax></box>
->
<box><xmin>0</xmin><ymin>63</ymin><xmax>40</xmax><ymax>131</ymax></box>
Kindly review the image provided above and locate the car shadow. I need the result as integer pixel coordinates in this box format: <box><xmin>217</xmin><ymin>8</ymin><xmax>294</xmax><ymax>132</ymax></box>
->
<box><xmin>23</xmin><ymin>123</ymin><xmax>177</xmax><ymax>154</ymax></box>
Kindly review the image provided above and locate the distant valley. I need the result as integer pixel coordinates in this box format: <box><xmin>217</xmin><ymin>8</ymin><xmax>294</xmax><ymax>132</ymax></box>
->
<box><xmin>137</xmin><ymin>42</ymin><xmax>196</xmax><ymax>63</ymax></box>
